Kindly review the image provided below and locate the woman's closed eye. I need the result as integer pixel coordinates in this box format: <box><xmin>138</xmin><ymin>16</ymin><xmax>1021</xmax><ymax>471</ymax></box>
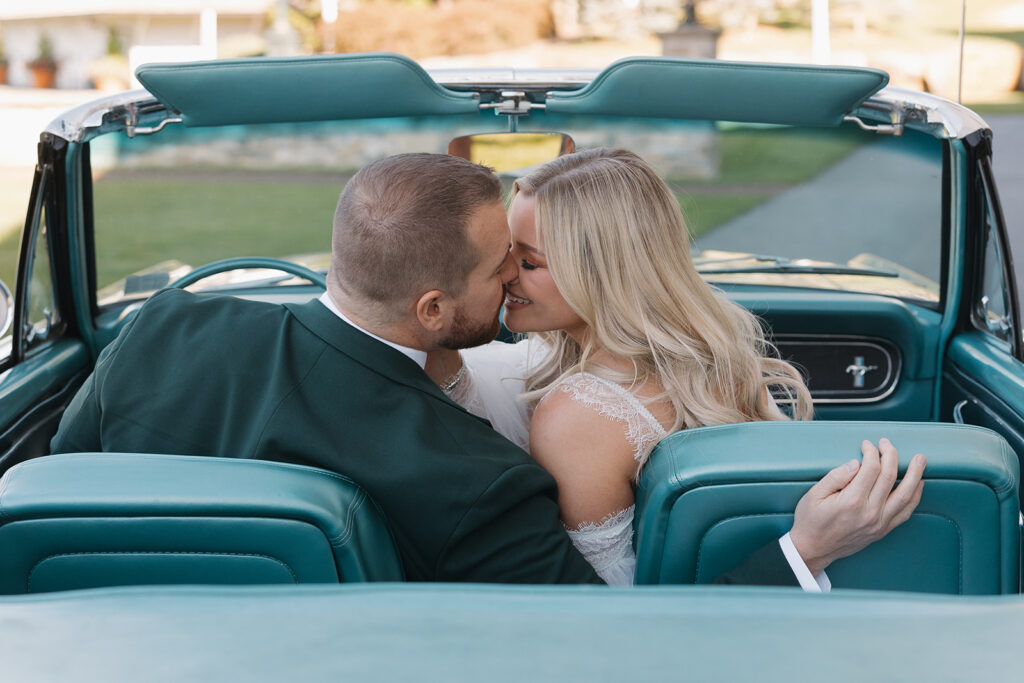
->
<box><xmin>520</xmin><ymin>258</ymin><xmax>540</xmax><ymax>271</ymax></box>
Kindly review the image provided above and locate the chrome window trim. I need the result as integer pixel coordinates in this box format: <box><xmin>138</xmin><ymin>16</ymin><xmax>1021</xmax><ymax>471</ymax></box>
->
<box><xmin>853</xmin><ymin>87</ymin><xmax>989</xmax><ymax>139</ymax></box>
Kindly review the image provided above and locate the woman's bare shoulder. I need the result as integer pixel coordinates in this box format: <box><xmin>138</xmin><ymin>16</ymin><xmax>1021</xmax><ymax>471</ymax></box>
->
<box><xmin>529</xmin><ymin>389</ymin><xmax>637</xmax><ymax>526</ymax></box>
<box><xmin>530</xmin><ymin>387</ymin><xmax>636</xmax><ymax>475</ymax></box>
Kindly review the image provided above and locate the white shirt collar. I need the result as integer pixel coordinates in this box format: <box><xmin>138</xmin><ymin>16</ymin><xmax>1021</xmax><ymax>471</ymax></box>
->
<box><xmin>318</xmin><ymin>292</ymin><xmax>428</xmax><ymax>369</ymax></box>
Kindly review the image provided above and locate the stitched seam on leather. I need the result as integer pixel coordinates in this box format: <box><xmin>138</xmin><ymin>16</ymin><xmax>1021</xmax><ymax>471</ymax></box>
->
<box><xmin>0</xmin><ymin>467</ymin><xmax>16</xmax><ymax>522</ymax></box>
<box><xmin>665</xmin><ymin>423</ymin><xmax>1018</xmax><ymax>496</ymax></box>
<box><xmin>26</xmin><ymin>551</ymin><xmax>300</xmax><ymax>592</ymax></box>
<box><xmin>31</xmin><ymin>455</ymin><xmax>380</xmax><ymax>549</ymax></box>
<box><xmin>693</xmin><ymin>512</ymin><xmax>964</xmax><ymax>591</ymax></box>
<box><xmin>329</xmin><ymin>489</ymin><xmax>363</xmax><ymax>547</ymax></box>
<box><xmin>999</xmin><ymin>441</ymin><xmax>1019</xmax><ymax>498</ymax></box>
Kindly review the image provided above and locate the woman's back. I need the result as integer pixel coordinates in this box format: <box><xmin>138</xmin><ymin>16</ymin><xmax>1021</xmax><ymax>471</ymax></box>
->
<box><xmin>533</xmin><ymin>370</ymin><xmax>670</xmax><ymax>585</ymax></box>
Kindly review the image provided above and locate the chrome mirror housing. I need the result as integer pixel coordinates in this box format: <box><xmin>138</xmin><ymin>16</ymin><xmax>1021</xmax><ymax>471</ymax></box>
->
<box><xmin>447</xmin><ymin>133</ymin><xmax>575</xmax><ymax>175</ymax></box>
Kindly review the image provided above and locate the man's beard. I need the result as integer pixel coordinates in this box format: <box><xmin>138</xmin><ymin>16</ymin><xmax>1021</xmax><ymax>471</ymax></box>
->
<box><xmin>439</xmin><ymin>302</ymin><xmax>502</xmax><ymax>350</ymax></box>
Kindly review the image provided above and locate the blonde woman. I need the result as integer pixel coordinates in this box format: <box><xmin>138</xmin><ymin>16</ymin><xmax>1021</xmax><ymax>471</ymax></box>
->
<box><xmin>429</xmin><ymin>148</ymin><xmax>923</xmax><ymax>585</ymax></box>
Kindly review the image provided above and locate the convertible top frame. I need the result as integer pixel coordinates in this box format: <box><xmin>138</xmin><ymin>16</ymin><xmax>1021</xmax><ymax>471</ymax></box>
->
<box><xmin>43</xmin><ymin>55</ymin><xmax>989</xmax><ymax>145</ymax></box>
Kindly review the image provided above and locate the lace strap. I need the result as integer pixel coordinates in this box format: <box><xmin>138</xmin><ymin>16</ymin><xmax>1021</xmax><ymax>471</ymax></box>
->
<box><xmin>555</xmin><ymin>372</ymin><xmax>668</xmax><ymax>464</ymax></box>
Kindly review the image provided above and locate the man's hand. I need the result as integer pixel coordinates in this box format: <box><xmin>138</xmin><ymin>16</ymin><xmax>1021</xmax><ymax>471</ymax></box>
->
<box><xmin>789</xmin><ymin>438</ymin><xmax>926</xmax><ymax>576</ymax></box>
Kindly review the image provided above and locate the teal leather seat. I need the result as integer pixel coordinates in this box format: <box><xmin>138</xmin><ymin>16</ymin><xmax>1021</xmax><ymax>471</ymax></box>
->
<box><xmin>634</xmin><ymin>422</ymin><xmax>1019</xmax><ymax>594</ymax></box>
<box><xmin>0</xmin><ymin>453</ymin><xmax>403</xmax><ymax>593</ymax></box>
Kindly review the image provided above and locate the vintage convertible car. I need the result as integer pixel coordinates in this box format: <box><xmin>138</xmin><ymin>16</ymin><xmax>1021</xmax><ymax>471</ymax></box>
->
<box><xmin>1</xmin><ymin>53</ymin><xmax>1023</xmax><ymax>680</ymax></box>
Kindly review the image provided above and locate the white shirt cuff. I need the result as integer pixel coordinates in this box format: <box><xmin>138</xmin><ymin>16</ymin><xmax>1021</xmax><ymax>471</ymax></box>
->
<box><xmin>779</xmin><ymin>532</ymin><xmax>831</xmax><ymax>593</ymax></box>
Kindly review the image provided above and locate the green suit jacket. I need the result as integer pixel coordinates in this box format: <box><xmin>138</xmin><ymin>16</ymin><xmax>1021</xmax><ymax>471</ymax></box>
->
<box><xmin>51</xmin><ymin>289</ymin><xmax>599</xmax><ymax>583</ymax></box>
<box><xmin>51</xmin><ymin>290</ymin><xmax>796</xmax><ymax>587</ymax></box>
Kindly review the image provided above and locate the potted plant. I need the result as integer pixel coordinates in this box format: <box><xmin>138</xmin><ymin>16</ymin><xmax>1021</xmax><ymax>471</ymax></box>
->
<box><xmin>0</xmin><ymin>35</ymin><xmax>8</xmax><ymax>85</ymax></box>
<box><xmin>28</xmin><ymin>34</ymin><xmax>57</xmax><ymax>89</ymax></box>
<box><xmin>89</xmin><ymin>28</ymin><xmax>130</xmax><ymax>91</ymax></box>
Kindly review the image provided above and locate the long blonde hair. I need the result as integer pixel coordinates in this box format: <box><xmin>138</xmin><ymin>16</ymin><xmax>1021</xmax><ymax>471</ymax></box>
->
<box><xmin>516</xmin><ymin>148</ymin><xmax>812</xmax><ymax>431</ymax></box>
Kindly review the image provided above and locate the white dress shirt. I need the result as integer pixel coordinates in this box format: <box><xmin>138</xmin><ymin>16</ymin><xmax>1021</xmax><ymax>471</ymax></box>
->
<box><xmin>318</xmin><ymin>292</ymin><xmax>426</xmax><ymax>369</ymax></box>
<box><xmin>780</xmin><ymin>532</ymin><xmax>831</xmax><ymax>592</ymax></box>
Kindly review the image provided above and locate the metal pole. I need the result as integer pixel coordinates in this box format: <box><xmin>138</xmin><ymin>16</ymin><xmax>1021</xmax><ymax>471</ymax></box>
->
<box><xmin>811</xmin><ymin>0</ymin><xmax>830</xmax><ymax>65</ymax></box>
<box><xmin>957</xmin><ymin>0</ymin><xmax>966</xmax><ymax>104</ymax></box>
<box><xmin>322</xmin><ymin>0</ymin><xmax>337</xmax><ymax>53</ymax></box>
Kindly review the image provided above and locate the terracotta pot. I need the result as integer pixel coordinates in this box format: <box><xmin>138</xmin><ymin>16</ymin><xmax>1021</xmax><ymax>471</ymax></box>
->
<box><xmin>29</xmin><ymin>64</ymin><xmax>56</xmax><ymax>89</ymax></box>
<box><xmin>0</xmin><ymin>63</ymin><xmax>7</xmax><ymax>85</ymax></box>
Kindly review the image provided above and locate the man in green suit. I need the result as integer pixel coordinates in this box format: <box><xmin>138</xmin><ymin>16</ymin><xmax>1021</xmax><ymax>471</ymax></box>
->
<box><xmin>51</xmin><ymin>153</ymin><xmax>923</xmax><ymax>586</ymax></box>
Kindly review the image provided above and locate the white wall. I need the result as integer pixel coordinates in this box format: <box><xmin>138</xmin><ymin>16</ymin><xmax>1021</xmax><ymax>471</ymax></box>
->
<box><xmin>3</xmin><ymin>17</ymin><xmax>109</xmax><ymax>88</ymax></box>
<box><xmin>1</xmin><ymin>13</ymin><xmax>267</xmax><ymax>89</ymax></box>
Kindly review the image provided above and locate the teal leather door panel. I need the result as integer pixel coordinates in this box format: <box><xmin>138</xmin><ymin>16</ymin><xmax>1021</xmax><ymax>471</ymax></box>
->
<box><xmin>941</xmin><ymin>333</ymin><xmax>1024</xmax><ymax>592</ymax></box>
<box><xmin>0</xmin><ymin>339</ymin><xmax>90</xmax><ymax>475</ymax></box>
<box><xmin>943</xmin><ymin>332</ymin><xmax>1024</xmax><ymax>474</ymax></box>
<box><xmin>725</xmin><ymin>290</ymin><xmax>942</xmax><ymax>421</ymax></box>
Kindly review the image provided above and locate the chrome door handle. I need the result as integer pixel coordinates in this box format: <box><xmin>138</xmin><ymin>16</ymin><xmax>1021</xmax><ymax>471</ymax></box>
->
<box><xmin>952</xmin><ymin>399</ymin><xmax>968</xmax><ymax>424</ymax></box>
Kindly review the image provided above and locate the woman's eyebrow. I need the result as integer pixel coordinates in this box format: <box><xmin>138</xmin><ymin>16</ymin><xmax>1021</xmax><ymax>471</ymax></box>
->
<box><xmin>516</xmin><ymin>240</ymin><xmax>544</xmax><ymax>257</ymax></box>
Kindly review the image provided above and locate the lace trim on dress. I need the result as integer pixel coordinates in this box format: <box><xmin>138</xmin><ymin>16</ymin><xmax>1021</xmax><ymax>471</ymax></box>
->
<box><xmin>555</xmin><ymin>372</ymin><xmax>668</xmax><ymax>466</ymax></box>
<box><xmin>566</xmin><ymin>505</ymin><xmax>636</xmax><ymax>586</ymax></box>
<box><xmin>569</xmin><ymin>505</ymin><xmax>634</xmax><ymax>533</ymax></box>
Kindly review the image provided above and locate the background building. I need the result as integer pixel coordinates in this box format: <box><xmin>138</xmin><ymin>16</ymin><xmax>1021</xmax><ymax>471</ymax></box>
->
<box><xmin>0</xmin><ymin>1</ymin><xmax>272</xmax><ymax>89</ymax></box>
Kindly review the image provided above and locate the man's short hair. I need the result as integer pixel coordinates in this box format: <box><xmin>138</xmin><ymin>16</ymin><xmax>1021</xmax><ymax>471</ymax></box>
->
<box><xmin>328</xmin><ymin>153</ymin><xmax>503</xmax><ymax>320</ymax></box>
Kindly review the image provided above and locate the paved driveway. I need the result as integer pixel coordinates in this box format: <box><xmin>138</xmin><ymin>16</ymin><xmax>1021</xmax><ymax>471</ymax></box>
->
<box><xmin>699</xmin><ymin>116</ymin><xmax>1024</xmax><ymax>315</ymax></box>
<box><xmin>987</xmin><ymin>116</ymin><xmax>1024</xmax><ymax>310</ymax></box>
<box><xmin>696</xmin><ymin>135</ymin><xmax>942</xmax><ymax>283</ymax></box>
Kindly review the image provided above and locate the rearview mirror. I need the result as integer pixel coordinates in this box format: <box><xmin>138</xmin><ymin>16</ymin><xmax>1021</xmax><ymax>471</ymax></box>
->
<box><xmin>448</xmin><ymin>133</ymin><xmax>575</xmax><ymax>175</ymax></box>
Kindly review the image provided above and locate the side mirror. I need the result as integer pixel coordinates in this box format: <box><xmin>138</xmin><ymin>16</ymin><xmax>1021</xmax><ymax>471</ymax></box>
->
<box><xmin>0</xmin><ymin>279</ymin><xmax>12</xmax><ymax>338</ymax></box>
<box><xmin>447</xmin><ymin>133</ymin><xmax>575</xmax><ymax>175</ymax></box>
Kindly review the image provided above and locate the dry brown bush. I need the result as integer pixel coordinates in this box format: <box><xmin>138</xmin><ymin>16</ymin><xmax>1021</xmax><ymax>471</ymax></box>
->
<box><xmin>331</xmin><ymin>0</ymin><xmax>554</xmax><ymax>58</ymax></box>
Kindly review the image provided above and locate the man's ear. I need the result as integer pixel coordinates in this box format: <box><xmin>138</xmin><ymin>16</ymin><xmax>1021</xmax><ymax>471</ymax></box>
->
<box><xmin>414</xmin><ymin>289</ymin><xmax>450</xmax><ymax>332</ymax></box>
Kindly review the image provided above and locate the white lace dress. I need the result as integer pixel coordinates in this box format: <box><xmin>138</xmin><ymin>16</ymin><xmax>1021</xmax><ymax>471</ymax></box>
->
<box><xmin>453</xmin><ymin>340</ymin><xmax>668</xmax><ymax>585</ymax></box>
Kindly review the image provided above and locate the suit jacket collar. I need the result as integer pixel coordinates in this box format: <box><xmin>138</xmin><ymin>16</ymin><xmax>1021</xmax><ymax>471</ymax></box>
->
<box><xmin>285</xmin><ymin>298</ymin><xmax>451</xmax><ymax>400</ymax></box>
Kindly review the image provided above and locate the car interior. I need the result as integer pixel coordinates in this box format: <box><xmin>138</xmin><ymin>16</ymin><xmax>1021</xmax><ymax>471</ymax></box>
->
<box><xmin>0</xmin><ymin>53</ymin><xmax>1020</xmax><ymax>598</ymax></box>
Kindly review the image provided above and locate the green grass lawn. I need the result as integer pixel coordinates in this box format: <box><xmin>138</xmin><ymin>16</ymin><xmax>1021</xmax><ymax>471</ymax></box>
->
<box><xmin>0</xmin><ymin>176</ymin><xmax>767</xmax><ymax>286</ymax></box>
<box><xmin>715</xmin><ymin>126</ymin><xmax>865</xmax><ymax>185</ymax></box>
<box><xmin>671</xmin><ymin>126</ymin><xmax>866</xmax><ymax>238</ymax></box>
<box><xmin>0</xmin><ymin>126</ymin><xmax>865</xmax><ymax>295</ymax></box>
<box><xmin>99</xmin><ymin>177</ymin><xmax>343</xmax><ymax>290</ymax></box>
<box><xmin>0</xmin><ymin>233</ymin><xmax>19</xmax><ymax>295</ymax></box>
<box><xmin>0</xmin><ymin>177</ymin><xmax>344</xmax><ymax>292</ymax></box>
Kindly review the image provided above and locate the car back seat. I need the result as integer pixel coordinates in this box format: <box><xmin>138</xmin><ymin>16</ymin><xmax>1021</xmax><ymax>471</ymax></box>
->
<box><xmin>634</xmin><ymin>421</ymin><xmax>1019</xmax><ymax>594</ymax></box>
<box><xmin>0</xmin><ymin>453</ymin><xmax>403</xmax><ymax>593</ymax></box>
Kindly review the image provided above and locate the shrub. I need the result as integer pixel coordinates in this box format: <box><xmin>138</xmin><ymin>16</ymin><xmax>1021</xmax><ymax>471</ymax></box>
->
<box><xmin>331</xmin><ymin>0</ymin><xmax>554</xmax><ymax>58</ymax></box>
